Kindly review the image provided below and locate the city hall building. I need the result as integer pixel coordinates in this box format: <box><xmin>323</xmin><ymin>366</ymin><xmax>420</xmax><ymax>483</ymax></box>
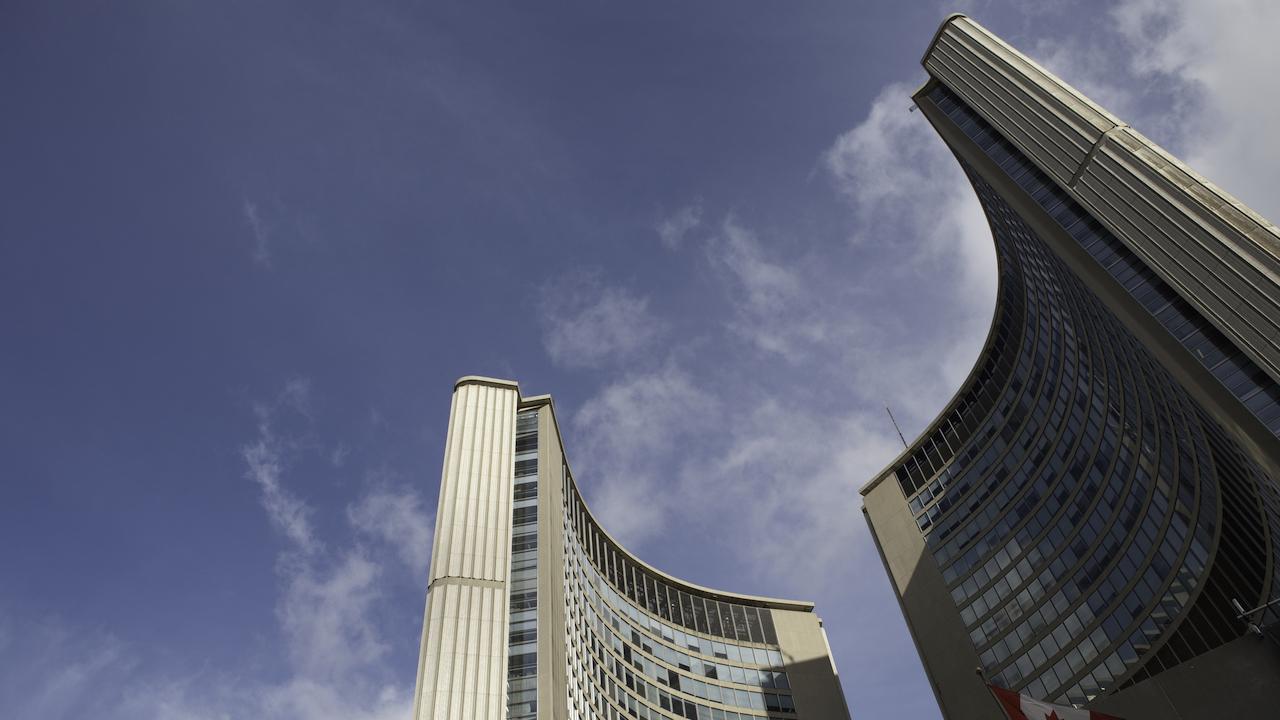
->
<box><xmin>412</xmin><ymin>377</ymin><xmax>850</xmax><ymax>720</ymax></box>
<box><xmin>861</xmin><ymin>15</ymin><xmax>1280</xmax><ymax>720</ymax></box>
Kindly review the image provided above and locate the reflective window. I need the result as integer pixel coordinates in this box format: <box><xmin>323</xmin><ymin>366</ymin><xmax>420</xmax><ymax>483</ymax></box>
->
<box><xmin>884</xmin><ymin>83</ymin><xmax>1280</xmax><ymax>707</ymax></box>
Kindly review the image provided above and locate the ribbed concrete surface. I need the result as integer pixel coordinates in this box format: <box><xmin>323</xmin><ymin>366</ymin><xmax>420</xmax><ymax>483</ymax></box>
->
<box><xmin>925</xmin><ymin>15</ymin><xmax>1280</xmax><ymax>388</ymax></box>
<box><xmin>925</xmin><ymin>16</ymin><xmax>1120</xmax><ymax>189</ymax></box>
<box><xmin>413</xmin><ymin>382</ymin><xmax>518</xmax><ymax>720</ymax></box>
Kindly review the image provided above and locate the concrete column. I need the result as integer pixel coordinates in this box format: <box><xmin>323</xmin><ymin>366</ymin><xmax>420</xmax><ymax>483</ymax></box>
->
<box><xmin>413</xmin><ymin>379</ymin><xmax>519</xmax><ymax>720</ymax></box>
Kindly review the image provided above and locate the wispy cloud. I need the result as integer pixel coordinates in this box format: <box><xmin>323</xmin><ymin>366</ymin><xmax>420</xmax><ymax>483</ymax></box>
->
<box><xmin>240</xmin><ymin>198</ymin><xmax>320</xmax><ymax>271</ymax></box>
<box><xmin>349</xmin><ymin>485</ymin><xmax>434</xmax><ymax>575</ymax></box>
<box><xmin>237</xmin><ymin>381</ymin><xmax>431</xmax><ymax>694</ymax></box>
<box><xmin>277</xmin><ymin>549</ymin><xmax>387</xmax><ymax>682</ymax></box>
<box><xmin>707</xmin><ymin>215</ymin><xmax>857</xmax><ymax>364</ymax></box>
<box><xmin>242</xmin><ymin>380</ymin><xmax>322</xmax><ymax>555</ymax></box>
<box><xmin>656</xmin><ymin>202</ymin><xmax>703</xmax><ymax>249</ymax></box>
<box><xmin>675</xmin><ymin>399</ymin><xmax>904</xmax><ymax>586</ymax></box>
<box><xmin>534</xmin><ymin>67</ymin><xmax>998</xmax><ymax>720</ymax></box>
<box><xmin>823</xmin><ymin>82</ymin><xmax>995</xmax><ymax>311</ymax></box>
<box><xmin>243</xmin><ymin>424</ymin><xmax>321</xmax><ymax>555</ymax></box>
<box><xmin>1108</xmin><ymin>0</ymin><xmax>1280</xmax><ymax>221</ymax></box>
<box><xmin>0</xmin><ymin>380</ymin><xmax>432</xmax><ymax>720</ymax></box>
<box><xmin>570</xmin><ymin>362</ymin><xmax>717</xmax><ymax>544</ymax></box>
<box><xmin>556</xmin><ymin>76</ymin><xmax>1001</xmax><ymax>580</ymax></box>
<box><xmin>330</xmin><ymin>442</ymin><xmax>350</xmax><ymax>467</ymax></box>
<box><xmin>0</xmin><ymin>618</ymin><xmax>135</xmax><ymax>720</ymax></box>
<box><xmin>538</xmin><ymin>272</ymin><xmax>665</xmax><ymax>369</ymax></box>
<box><xmin>242</xmin><ymin>198</ymin><xmax>272</xmax><ymax>269</ymax></box>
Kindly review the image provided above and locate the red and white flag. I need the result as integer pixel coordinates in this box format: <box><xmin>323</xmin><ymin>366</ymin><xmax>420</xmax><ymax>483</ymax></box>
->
<box><xmin>989</xmin><ymin>684</ymin><xmax>1123</xmax><ymax>720</ymax></box>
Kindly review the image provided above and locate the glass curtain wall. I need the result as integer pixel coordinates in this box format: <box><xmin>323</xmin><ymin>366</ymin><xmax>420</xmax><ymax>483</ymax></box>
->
<box><xmin>886</xmin><ymin>82</ymin><xmax>1280</xmax><ymax>706</ymax></box>
<box><xmin>508</xmin><ymin>410</ymin><xmax>539</xmax><ymax>720</ymax></box>
<box><xmin>560</xmin><ymin>468</ymin><xmax>797</xmax><ymax>720</ymax></box>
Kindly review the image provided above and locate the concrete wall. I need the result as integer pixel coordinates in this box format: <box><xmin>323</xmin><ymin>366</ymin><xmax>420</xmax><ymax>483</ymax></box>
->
<box><xmin>857</xmin><ymin>15</ymin><xmax>1280</xmax><ymax>720</ymax></box>
<box><xmin>531</xmin><ymin>400</ymin><xmax>569</xmax><ymax>720</ymax></box>
<box><xmin>771</xmin><ymin>610</ymin><xmax>853</xmax><ymax>719</ymax></box>
<box><xmin>1088</xmin><ymin>632</ymin><xmax>1280</xmax><ymax>720</ymax></box>
<box><xmin>414</xmin><ymin>380</ymin><xmax>853</xmax><ymax>719</ymax></box>
<box><xmin>925</xmin><ymin>15</ymin><xmax>1280</xmax><ymax>395</ymax></box>
<box><xmin>413</xmin><ymin>379</ymin><xmax>519</xmax><ymax>720</ymax></box>
<box><xmin>531</xmin><ymin>392</ymin><xmax>852</xmax><ymax>719</ymax></box>
<box><xmin>862</xmin><ymin>473</ymin><xmax>1001</xmax><ymax>720</ymax></box>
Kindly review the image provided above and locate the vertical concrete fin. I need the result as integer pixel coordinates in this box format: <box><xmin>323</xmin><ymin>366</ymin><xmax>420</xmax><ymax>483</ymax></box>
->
<box><xmin>412</xmin><ymin>380</ymin><xmax>518</xmax><ymax>720</ymax></box>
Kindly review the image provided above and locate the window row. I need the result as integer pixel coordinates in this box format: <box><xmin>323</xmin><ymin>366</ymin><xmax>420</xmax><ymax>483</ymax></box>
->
<box><xmin>565</xmin><ymin>472</ymin><xmax>780</xmax><ymax>645</ymax></box>
<box><xmin>927</xmin><ymin>82</ymin><xmax>1280</xmax><ymax>437</ymax></box>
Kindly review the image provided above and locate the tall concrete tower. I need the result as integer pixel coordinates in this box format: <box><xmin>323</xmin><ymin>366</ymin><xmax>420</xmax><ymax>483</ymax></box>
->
<box><xmin>862</xmin><ymin>15</ymin><xmax>1280</xmax><ymax>720</ymax></box>
<box><xmin>414</xmin><ymin>377</ymin><xmax>851</xmax><ymax>720</ymax></box>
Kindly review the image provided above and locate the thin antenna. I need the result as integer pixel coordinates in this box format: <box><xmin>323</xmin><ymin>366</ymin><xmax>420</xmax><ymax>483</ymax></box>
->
<box><xmin>885</xmin><ymin>406</ymin><xmax>908</xmax><ymax>449</ymax></box>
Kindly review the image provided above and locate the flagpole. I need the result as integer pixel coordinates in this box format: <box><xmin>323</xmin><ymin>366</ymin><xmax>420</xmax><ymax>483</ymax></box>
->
<box><xmin>977</xmin><ymin>666</ymin><xmax>1016</xmax><ymax>720</ymax></box>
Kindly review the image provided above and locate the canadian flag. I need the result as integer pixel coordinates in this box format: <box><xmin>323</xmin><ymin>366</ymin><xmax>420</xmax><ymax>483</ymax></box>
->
<box><xmin>989</xmin><ymin>684</ymin><xmax>1123</xmax><ymax>720</ymax></box>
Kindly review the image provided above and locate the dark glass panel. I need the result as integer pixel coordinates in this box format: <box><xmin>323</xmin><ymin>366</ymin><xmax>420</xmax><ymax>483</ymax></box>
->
<box><xmin>691</xmin><ymin>596</ymin><xmax>708</xmax><ymax>634</ymax></box>
<box><xmin>657</xmin><ymin>585</ymin><xmax>671</xmax><ymax>621</ymax></box>
<box><xmin>668</xmin><ymin>587</ymin><xmax>684</xmax><ymax>626</ymax></box>
<box><xmin>731</xmin><ymin>605</ymin><xmax>751</xmax><ymax>641</ymax></box>
<box><xmin>759</xmin><ymin>609</ymin><xmax>778</xmax><ymax>644</ymax></box>
<box><xmin>745</xmin><ymin>607</ymin><xmax>764</xmax><ymax>643</ymax></box>
<box><xmin>705</xmin><ymin>598</ymin><xmax>723</xmax><ymax>636</ymax></box>
<box><xmin>512</xmin><ymin>505</ymin><xmax>537</xmax><ymax>526</ymax></box>
<box><xmin>718</xmin><ymin>602</ymin><xmax>737</xmax><ymax>641</ymax></box>
<box><xmin>679</xmin><ymin>592</ymin><xmax>697</xmax><ymax>632</ymax></box>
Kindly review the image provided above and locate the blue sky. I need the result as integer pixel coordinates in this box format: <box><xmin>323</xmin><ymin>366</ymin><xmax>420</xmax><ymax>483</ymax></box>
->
<box><xmin>3</xmin><ymin>2</ymin><xmax>1279</xmax><ymax>718</ymax></box>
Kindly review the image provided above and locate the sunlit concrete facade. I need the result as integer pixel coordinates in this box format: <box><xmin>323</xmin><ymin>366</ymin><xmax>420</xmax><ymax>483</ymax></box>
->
<box><xmin>414</xmin><ymin>377</ymin><xmax>851</xmax><ymax>720</ymax></box>
<box><xmin>862</xmin><ymin>15</ymin><xmax>1280</xmax><ymax>720</ymax></box>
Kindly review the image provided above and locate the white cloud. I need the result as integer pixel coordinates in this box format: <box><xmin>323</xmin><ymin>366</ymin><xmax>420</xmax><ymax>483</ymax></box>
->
<box><xmin>243</xmin><ymin>426</ymin><xmax>321</xmax><ymax>555</ymax></box>
<box><xmin>242</xmin><ymin>198</ymin><xmax>272</xmax><ymax>268</ymax></box>
<box><xmin>257</xmin><ymin>678</ymin><xmax>411</xmax><ymax>720</ymax></box>
<box><xmin>1028</xmin><ymin>37</ymin><xmax>1145</xmax><ymax>127</ymax></box>
<box><xmin>563</xmin><ymin>76</ymin><xmax>1003</xmax><ymax>581</ymax></box>
<box><xmin>279</xmin><ymin>376</ymin><xmax>314</xmax><ymax>418</ymax></box>
<box><xmin>239</xmin><ymin>377</ymin><xmax>326</xmax><ymax>554</ymax></box>
<box><xmin>242</xmin><ymin>403</ymin><xmax>322</xmax><ymax>556</ymax></box>
<box><xmin>278</xmin><ymin>549</ymin><xmax>388</xmax><ymax>681</ymax></box>
<box><xmin>238</xmin><ymin>386</ymin><xmax>428</xmax><ymax>719</ymax></box>
<box><xmin>539</xmin><ymin>273</ymin><xmax>665</xmax><ymax>369</ymax></box>
<box><xmin>656</xmin><ymin>202</ymin><xmax>703</xmax><ymax>249</ymax></box>
<box><xmin>240</xmin><ymin>198</ymin><xmax>320</xmax><ymax>270</ymax></box>
<box><xmin>330</xmin><ymin>442</ymin><xmax>350</xmax><ymax>467</ymax></box>
<box><xmin>1108</xmin><ymin>0</ymin><xmax>1280</xmax><ymax>222</ymax></box>
<box><xmin>232</xmin><ymin>381</ymin><xmax>427</xmax><ymax>717</ymax></box>
<box><xmin>824</xmin><ymin>82</ymin><xmax>995</xmax><ymax>310</ymax></box>
<box><xmin>706</xmin><ymin>215</ymin><xmax>859</xmax><ymax>364</ymax></box>
<box><xmin>0</xmin><ymin>380</ymin><xmax>433</xmax><ymax>720</ymax></box>
<box><xmin>570</xmin><ymin>363</ymin><xmax>717</xmax><ymax>544</ymax></box>
<box><xmin>349</xmin><ymin>486</ymin><xmax>435</xmax><ymax>575</ymax></box>
<box><xmin>678</xmin><ymin>400</ymin><xmax>905</xmax><ymax>589</ymax></box>
<box><xmin>823</xmin><ymin>80</ymin><xmax>998</xmax><ymax>414</ymax></box>
<box><xmin>235</xmin><ymin>382</ymin><xmax>432</xmax><ymax>693</ymax></box>
<box><xmin>536</xmin><ymin>66</ymin><xmax>1002</xmax><ymax>718</ymax></box>
<box><xmin>0</xmin><ymin>618</ymin><xmax>135</xmax><ymax>720</ymax></box>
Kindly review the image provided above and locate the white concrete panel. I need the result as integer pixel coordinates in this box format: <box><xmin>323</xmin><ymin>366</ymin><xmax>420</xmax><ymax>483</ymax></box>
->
<box><xmin>925</xmin><ymin>15</ymin><xmax>1280</xmax><ymax>387</ymax></box>
<box><xmin>925</xmin><ymin>16</ymin><xmax>1119</xmax><ymax>189</ymax></box>
<box><xmin>413</xmin><ymin>379</ymin><xmax>518</xmax><ymax>720</ymax></box>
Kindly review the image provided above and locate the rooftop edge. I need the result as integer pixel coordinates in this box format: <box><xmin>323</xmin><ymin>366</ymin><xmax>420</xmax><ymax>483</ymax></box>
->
<box><xmin>454</xmin><ymin>375</ymin><xmax>521</xmax><ymax>392</ymax></box>
<box><xmin>459</xmin><ymin>376</ymin><xmax>818</xmax><ymax>613</ymax></box>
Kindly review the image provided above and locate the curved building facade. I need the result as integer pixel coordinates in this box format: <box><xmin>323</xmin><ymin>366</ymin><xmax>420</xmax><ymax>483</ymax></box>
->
<box><xmin>862</xmin><ymin>15</ymin><xmax>1280</xmax><ymax>720</ymax></box>
<box><xmin>413</xmin><ymin>378</ymin><xmax>850</xmax><ymax>720</ymax></box>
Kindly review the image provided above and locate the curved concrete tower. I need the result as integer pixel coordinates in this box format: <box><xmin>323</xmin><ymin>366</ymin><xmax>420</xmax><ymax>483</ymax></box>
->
<box><xmin>862</xmin><ymin>15</ymin><xmax>1280</xmax><ymax>720</ymax></box>
<box><xmin>414</xmin><ymin>377</ymin><xmax>851</xmax><ymax>720</ymax></box>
